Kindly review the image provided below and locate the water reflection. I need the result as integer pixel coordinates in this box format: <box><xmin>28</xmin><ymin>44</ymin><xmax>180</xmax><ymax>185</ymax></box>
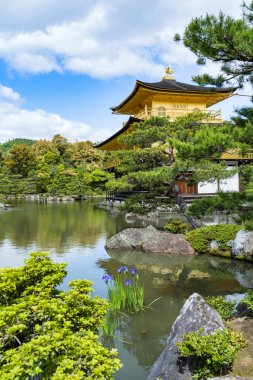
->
<box><xmin>0</xmin><ymin>200</ymin><xmax>253</xmax><ymax>380</ymax></box>
<box><xmin>97</xmin><ymin>250</ymin><xmax>253</xmax><ymax>378</ymax></box>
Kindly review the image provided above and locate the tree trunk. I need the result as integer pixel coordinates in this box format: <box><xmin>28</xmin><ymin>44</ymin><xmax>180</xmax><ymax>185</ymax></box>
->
<box><xmin>171</xmin><ymin>183</ymin><xmax>202</xmax><ymax>229</ymax></box>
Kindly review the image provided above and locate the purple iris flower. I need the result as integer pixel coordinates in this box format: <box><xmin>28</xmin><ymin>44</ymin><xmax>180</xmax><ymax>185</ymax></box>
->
<box><xmin>102</xmin><ymin>274</ymin><xmax>113</xmax><ymax>284</ymax></box>
<box><xmin>118</xmin><ymin>266</ymin><xmax>128</xmax><ymax>273</ymax></box>
<box><xmin>131</xmin><ymin>268</ymin><xmax>137</xmax><ymax>275</ymax></box>
<box><xmin>125</xmin><ymin>279</ymin><xmax>132</xmax><ymax>286</ymax></box>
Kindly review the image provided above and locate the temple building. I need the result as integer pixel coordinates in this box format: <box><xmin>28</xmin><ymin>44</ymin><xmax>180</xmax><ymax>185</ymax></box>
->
<box><xmin>96</xmin><ymin>68</ymin><xmax>249</xmax><ymax>196</ymax></box>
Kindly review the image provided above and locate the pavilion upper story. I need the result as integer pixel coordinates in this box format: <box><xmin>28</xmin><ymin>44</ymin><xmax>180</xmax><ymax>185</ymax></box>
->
<box><xmin>95</xmin><ymin>68</ymin><xmax>236</xmax><ymax>151</ymax></box>
<box><xmin>111</xmin><ymin>68</ymin><xmax>235</xmax><ymax>122</ymax></box>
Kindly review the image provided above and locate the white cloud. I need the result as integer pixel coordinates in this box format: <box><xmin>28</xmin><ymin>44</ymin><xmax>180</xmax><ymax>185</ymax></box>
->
<box><xmin>0</xmin><ymin>84</ymin><xmax>114</xmax><ymax>143</ymax></box>
<box><xmin>0</xmin><ymin>0</ymin><xmax>244</xmax><ymax>79</ymax></box>
<box><xmin>0</xmin><ymin>84</ymin><xmax>23</xmax><ymax>105</ymax></box>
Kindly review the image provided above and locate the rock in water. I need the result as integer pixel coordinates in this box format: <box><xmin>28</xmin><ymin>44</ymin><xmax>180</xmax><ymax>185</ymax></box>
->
<box><xmin>146</xmin><ymin>293</ymin><xmax>224</xmax><ymax>380</ymax></box>
<box><xmin>105</xmin><ymin>225</ymin><xmax>194</xmax><ymax>255</ymax></box>
<box><xmin>232</xmin><ymin>230</ymin><xmax>253</xmax><ymax>261</ymax></box>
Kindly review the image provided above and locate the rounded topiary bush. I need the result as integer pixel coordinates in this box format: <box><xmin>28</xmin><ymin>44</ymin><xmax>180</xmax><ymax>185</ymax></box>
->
<box><xmin>186</xmin><ymin>224</ymin><xmax>241</xmax><ymax>254</ymax></box>
<box><xmin>164</xmin><ymin>220</ymin><xmax>189</xmax><ymax>234</ymax></box>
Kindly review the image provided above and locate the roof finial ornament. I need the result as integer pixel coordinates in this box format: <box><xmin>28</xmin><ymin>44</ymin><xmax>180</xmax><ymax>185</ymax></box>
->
<box><xmin>163</xmin><ymin>66</ymin><xmax>174</xmax><ymax>80</ymax></box>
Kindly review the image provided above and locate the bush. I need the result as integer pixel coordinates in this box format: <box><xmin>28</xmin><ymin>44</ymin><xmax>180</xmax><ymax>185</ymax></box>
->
<box><xmin>0</xmin><ymin>252</ymin><xmax>121</xmax><ymax>379</ymax></box>
<box><xmin>164</xmin><ymin>220</ymin><xmax>188</xmax><ymax>234</ymax></box>
<box><xmin>186</xmin><ymin>224</ymin><xmax>241</xmax><ymax>253</ymax></box>
<box><xmin>244</xmin><ymin>220</ymin><xmax>253</xmax><ymax>231</ymax></box>
<box><xmin>119</xmin><ymin>195</ymin><xmax>154</xmax><ymax>215</ymax></box>
<box><xmin>206</xmin><ymin>296</ymin><xmax>236</xmax><ymax>321</ymax></box>
<box><xmin>242</xmin><ymin>290</ymin><xmax>253</xmax><ymax>311</ymax></box>
<box><xmin>177</xmin><ymin>328</ymin><xmax>247</xmax><ymax>380</ymax></box>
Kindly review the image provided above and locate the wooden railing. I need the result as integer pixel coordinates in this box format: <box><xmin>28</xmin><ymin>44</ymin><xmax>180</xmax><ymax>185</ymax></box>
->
<box><xmin>135</xmin><ymin>108</ymin><xmax>222</xmax><ymax>122</ymax></box>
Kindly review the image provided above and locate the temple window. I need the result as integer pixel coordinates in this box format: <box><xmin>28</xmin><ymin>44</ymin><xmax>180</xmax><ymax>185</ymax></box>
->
<box><xmin>158</xmin><ymin>106</ymin><xmax>166</xmax><ymax>116</ymax></box>
<box><xmin>173</xmin><ymin>104</ymin><xmax>186</xmax><ymax>109</ymax></box>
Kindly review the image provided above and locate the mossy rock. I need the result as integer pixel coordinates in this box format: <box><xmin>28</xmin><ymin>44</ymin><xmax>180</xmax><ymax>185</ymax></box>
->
<box><xmin>210</xmin><ymin>250</ymin><xmax>231</xmax><ymax>258</ymax></box>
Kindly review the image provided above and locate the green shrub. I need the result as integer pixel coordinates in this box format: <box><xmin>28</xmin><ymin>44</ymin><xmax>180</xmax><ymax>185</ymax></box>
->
<box><xmin>206</xmin><ymin>296</ymin><xmax>236</xmax><ymax>321</ymax></box>
<box><xmin>186</xmin><ymin>224</ymin><xmax>241</xmax><ymax>253</ymax></box>
<box><xmin>244</xmin><ymin>220</ymin><xmax>253</xmax><ymax>231</ymax></box>
<box><xmin>242</xmin><ymin>290</ymin><xmax>253</xmax><ymax>311</ymax></box>
<box><xmin>177</xmin><ymin>328</ymin><xmax>247</xmax><ymax>380</ymax></box>
<box><xmin>0</xmin><ymin>252</ymin><xmax>121</xmax><ymax>379</ymax></box>
<box><xmin>119</xmin><ymin>195</ymin><xmax>154</xmax><ymax>215</ymax></box>
<box><xmin>164</xmin><ymin>220</ymin><xmax>188</xmax><ymax>234</ymax></box>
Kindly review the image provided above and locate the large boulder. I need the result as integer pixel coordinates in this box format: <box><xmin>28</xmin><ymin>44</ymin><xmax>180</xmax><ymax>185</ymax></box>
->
<box><xmin>105</xmin><ymin>225</ymin><xmax>195</xmax><ymax>255</ymax></box>
<box><xmin>147</xmin><ymin>293</ymin><xmax>225</xmax><ymax>380</ymax></box>
<box><xmin>232</xmin><ymin>230</ymin><xmax>253</xmax><ymax>261</ymax></box>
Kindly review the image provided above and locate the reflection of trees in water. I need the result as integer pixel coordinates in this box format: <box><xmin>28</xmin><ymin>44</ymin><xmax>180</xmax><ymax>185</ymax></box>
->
<box><xmin>98</xmin><ymin>251</ymin><xmax>252</xmax><ymax>368</ymax></box>
<box><xmin>0</xmin><ymin>201</ymin><xmax>126</xmax><ymax>253</ymax></box>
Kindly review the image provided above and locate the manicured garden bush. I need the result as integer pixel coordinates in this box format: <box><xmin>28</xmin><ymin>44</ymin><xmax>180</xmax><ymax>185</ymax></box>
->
<box><xmin>177</xmin><ymin>328</ymin><xmax>247</xmax><ymax>380</ymax></box>
<box><xmin>0</xmin><ymin>252</ymin><xmax>121</xmax><ymax>379</ymax></box>
<box><xmin>206</xmin><ymin>296</ymin><xmax>236</xmax><ymax>321</ymax></box>
<box><xmin>186</xmin><ymin>224</ymin><xmax>241</xmax><ymax>253</ymax></box>
<box><xmin>242</xmin><ymin>290</ymin><xmax>253</xmax><ymax>311</ymax></box>
<box><xmin>164</xmin><ymin>220</ymin><xmax>189</xmax><ymax>234</ymax></box>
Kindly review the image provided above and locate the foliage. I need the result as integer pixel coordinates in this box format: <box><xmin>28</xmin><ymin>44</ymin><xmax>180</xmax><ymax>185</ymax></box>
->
<box><xmin>175</xmin><ymin>1</ymin><xmax>253</xmax><ymax>88</ymax></box>
<box><xmin>242</xmin><ymin>290</ymin><xmax>253</xmax><ymax>311</ymax></box>
<box><xmin>177</xmin><ymin>328</ymin><xmax>247</xmax><ymax>380</ymax></box>
<box><xmin>102</xmin><ymin>266</ymin><xmax>144</xmax><ymax>313</ymax></box>
<box><xmin>0</xmin><ymin>134</ymin><xmax>109</xmax><ymax>196</ymax></box>
<box><xmin>0</xmin><ymin>138</ymin><xmax>36</xmax><ymax>154</ymax></box>
<box><xmin>244</xmin><ymin>219</ymin><xmax>253</xmax><ymax>231</ymax></box>
<box><xmin>119</xmin><ymin>194</ymin><xmax>155</xmax><ymax>215</ymax></box>
<box><xmin>164</xmin><ymin>220</ymin><xmax>188</xmax><ymax>234</ymax></box>
<box><xmin>0</xmin><ymin>252</ymin><xmax>122</xmax><ymax>379</ymax></box>
<box><xmin>186</xmin><ymin>224</ymin><xmax>241</xmax><ymax>253</ymax></box>
<box><xmin>206</xmin><ymin>296</ymin><xmax>236</xmax><ymax>321</ymax></box>
<box><xmin>4</xmin><ymin>144</ymin><xmax>35</xmax><ymax>177</ymax></box>
<box><xmin>106</xmin><ymin>113</ymin><xmax>242</xmax><ymax>228</ymax></box>
<box><xmin>86</xmin><ymin>169</ymin><xmax>114</xmax><ymax>192</ymax></box>
<box><xmin>187</xmin><ymin>186</ymin><xmax>253</xmax><ymax>227</ymax></box>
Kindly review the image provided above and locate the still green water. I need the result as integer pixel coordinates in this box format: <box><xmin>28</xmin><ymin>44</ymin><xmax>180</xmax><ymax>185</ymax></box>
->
<box><xmin>0</xmin><ymin>199</ymin><xmax>253</xmax><ymax>379</ymax></box>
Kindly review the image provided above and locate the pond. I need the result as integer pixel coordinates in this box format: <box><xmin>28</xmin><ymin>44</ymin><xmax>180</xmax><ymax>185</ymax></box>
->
<box><xmin>0</xmin><ymin>199</ymin><xmax>253</xmax><ymax>379</ymax></box>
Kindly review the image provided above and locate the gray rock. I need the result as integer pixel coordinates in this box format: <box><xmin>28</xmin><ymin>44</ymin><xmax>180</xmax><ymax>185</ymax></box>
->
<box><xmin>232</xmin><ymin>230</ymin><xmax>253</xmax><ymax>261</ymax></box>
<box><xmin>236</xmin><ymin>299</ymin><xmax>253</xmax><ymax>318</ymax></box>
<box><xmin>106</xmin><ymin>225</ymin><xmax>195</xmax><ymax>255</ymax></box>
<box><xmin>47</xmin><ymin>196</ymin><xmax>58</xmax><ymax>202</ymax></box>
<box><xmin>147</xmin><ymin>293</ymin><xmax>224</xmax><ymax>380</ymax></box>
<box><xmin>226</xmin><ymin>239</ymin><xmax>234</xmax><ymax>248</ymax></box>
<box><xmin>125</xmin><ymin>212</ymin><xmax>138</xmax><ymax>223</ymax></box>
<box><xmin>210</xmin><ymin>240</ymin><xmax>220</xmax><ymax>251</ymax></box>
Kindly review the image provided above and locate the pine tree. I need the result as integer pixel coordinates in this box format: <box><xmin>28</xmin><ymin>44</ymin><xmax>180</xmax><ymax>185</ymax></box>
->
<box><xmin>174</xmin><ymin>1</ymin><xmax>253</xmax><ymax>88</ymax></box>
<box><xmin>106</xmin><ymin>114</ymin><xmax>237</xmax><ymax>228</ymax></box>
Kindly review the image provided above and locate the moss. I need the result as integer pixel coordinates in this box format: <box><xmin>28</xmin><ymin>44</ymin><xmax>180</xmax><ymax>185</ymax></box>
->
<box><xmin>210</xmin><ymin>250</ymin><xmax>231</xmax><ymax>258</ymax></box>
<box><xmin>186</xmin><ymin>224</ymin><xmax>241</xmax><ymax>254</ymax></box>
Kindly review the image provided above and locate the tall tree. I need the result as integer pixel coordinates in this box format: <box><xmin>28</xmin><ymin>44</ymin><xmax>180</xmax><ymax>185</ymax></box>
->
<box><xmin>4</xmin><ymin>145</ymin><xmax>35</xmax><ymax>177</ymax></box>
<box><xmin>174</xmin><ymin>1</ymin><xmax>253</xmax><ymax>88</ymax></box>
<box><xmin>106</xmin><ymin>115</ymin><xmax>236</xmax><ymax>228</ymax></box>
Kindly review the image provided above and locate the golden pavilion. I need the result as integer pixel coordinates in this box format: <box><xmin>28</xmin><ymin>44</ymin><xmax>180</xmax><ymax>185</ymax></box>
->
<box><xmin>95</xmin><ymin>68</ymin><xmax>249</xmax><ymax>196</ymax></box>
<box><xmin>96</xmin><ymin>67</ymin><xmax>235</xmax><ymax>151</ymax></box>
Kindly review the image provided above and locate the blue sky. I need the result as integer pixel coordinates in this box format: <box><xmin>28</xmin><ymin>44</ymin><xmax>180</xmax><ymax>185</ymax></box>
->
<box><xmin>0</xmin><ymin>0</ymin><xmax>251</xmax><ymax>143</ymax></box>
